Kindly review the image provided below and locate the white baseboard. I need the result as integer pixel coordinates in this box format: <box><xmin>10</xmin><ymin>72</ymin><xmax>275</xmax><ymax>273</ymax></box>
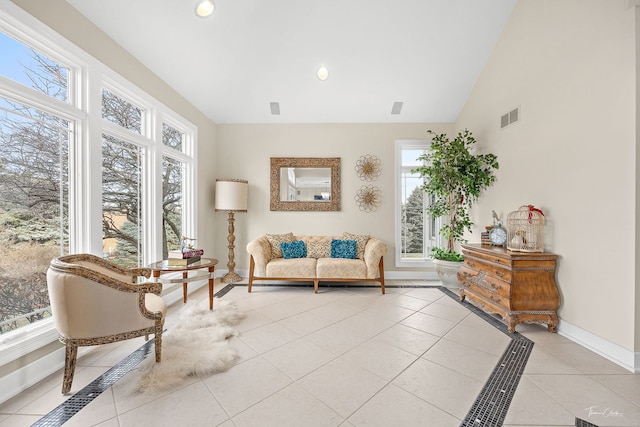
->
<box><xmin>386</xmin><ymin>270</ymin><xmax>439</xmax><ymax>281</ymax></box>
<box><xmin>228</xmin><ymin>269</ymin><xmax>439</xmax><ymax>282</ymax></box>
<box><xmin>558</xmin><ymin>319</ymin><xmax>638</xmax><ymax>373</ymax></box>
<box><xmin>0</xmin><ymin>346</ymin><xmax>65</xmax><ymax>404</ymax></box>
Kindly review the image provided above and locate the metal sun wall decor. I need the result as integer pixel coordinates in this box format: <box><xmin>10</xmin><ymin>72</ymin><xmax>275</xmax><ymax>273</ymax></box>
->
<box><xmin>354</xmin><ymin>154</ymin><xmax>382</xmax><ymax>212</ymax></box>
<box><xmin>355</xmin><ymin>185</ymin><xmax>382</xmax><ymax>212</ymax></box>
<box><xmin>355</xmin><ymin>154</ymin><xmax>382</xmax><ymax>181</ymax></box>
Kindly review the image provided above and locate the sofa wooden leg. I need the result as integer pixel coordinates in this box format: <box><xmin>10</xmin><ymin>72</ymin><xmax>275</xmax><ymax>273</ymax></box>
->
<box><xmin>248</xmin><ymin>256</ymin><xmax>255</xmax><ymax>292</ymax></box>
<box><xmin>62</xmin><ymin>342</ymin><xmax>78</xmax><ymax>394</ymax></box>
<box><xmin>314</xmin><ymin>280</ymin><xmax>319</xmax><ymax>293</ymax></box>
<box><xmin>379</xmin><ymin>257</ymin><xmax>385</xmax><ymax>294</ymax></box>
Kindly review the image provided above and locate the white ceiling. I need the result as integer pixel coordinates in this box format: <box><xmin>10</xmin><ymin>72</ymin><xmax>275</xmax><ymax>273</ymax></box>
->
<box><xmin>64</xmin><ymin>0</ymin><xmax>517</xmax><ymax>124</ymax></box>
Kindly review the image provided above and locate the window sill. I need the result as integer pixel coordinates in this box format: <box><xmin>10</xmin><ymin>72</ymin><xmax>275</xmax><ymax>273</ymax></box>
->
<box><xmin>0</xmin><ymin>318</ymin><xmax>59</xmax><ymax>367</ymax></box>
<box><xmin>395</xmin><ymin>258</ymin><xmax>435</xmax><ymax>269</ymax></box>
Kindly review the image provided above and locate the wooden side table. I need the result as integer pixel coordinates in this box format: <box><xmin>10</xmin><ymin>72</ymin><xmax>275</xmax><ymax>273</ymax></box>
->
<box><xmin>148</xmin><ymin>258</ymin><xmax>218</xmax><ymax>310</ymax></box>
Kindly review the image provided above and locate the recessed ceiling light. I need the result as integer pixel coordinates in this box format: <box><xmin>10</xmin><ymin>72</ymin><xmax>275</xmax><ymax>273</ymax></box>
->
<box><xmin>317</xmin><ymin>66</ymin><xmax>329</xmax><ymax>81</ymax></box>
<box><xmin>195</xmin><ymin>0</ymin><xmax>215</xmax><ymax>18</ymax></box>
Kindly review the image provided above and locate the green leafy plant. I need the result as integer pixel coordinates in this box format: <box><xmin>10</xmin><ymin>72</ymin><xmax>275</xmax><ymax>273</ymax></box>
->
<box><xmin>430</xmin><ymin>246</ymin><xmax>465</xmax><ymax>262</ymax></box>
<box><xmin>413</xmin><ymin>129</ymin><xmax>499</xmax><ymax>260</ymax></box>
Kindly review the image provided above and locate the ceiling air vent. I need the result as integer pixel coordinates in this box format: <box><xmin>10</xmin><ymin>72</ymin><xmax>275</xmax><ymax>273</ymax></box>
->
<box><xmin>501</xmin><ymin>106</ymin><xmax>520</xmax><ymax>129</ymax></box>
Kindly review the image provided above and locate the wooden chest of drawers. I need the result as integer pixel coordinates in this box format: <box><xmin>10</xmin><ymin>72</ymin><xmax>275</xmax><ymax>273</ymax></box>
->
<box><xmin>457</xmin><ymin>244</ymin><xmax>560</xmax><ymax>333</ymax></box>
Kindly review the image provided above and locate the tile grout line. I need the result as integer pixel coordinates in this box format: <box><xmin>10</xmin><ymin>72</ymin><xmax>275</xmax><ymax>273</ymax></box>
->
<box><xmin>31</xmin><ymin>284</ymin><xmax>238</xmax><ymax>426</ymax></box>
<box><xmin>31</xmin><ymin>283</ymin><xmax>541</xmax><ymax>427</ymax></box>
<box><xmin>31</xmin><ymin>340</ymin><xmax>155</xmax><ymax>426</ymax></box>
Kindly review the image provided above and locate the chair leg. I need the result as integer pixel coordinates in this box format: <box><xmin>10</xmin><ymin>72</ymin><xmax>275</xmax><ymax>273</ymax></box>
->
<box><xmin>155</xmin><ymin>324</ymin><xmax>162</xmax><ymax>363</ymax></box>
<box><xmin>62</xmin><ymin>342</ymin><xmax>78</xmax><ymax>394</ymax></box>
<box><xmin>248</xmin><ymin>256</ymin><xmax>255</xmax><ymax>292</ymax></box>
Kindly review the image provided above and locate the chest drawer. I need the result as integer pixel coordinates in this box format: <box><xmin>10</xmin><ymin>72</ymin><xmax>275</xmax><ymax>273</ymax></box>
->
<box><xmin>458</xmin><ymin>266</ymin><xmax>511</xmax><ymax>298</ymax></box>
<box><xmin>462</xmin><ymin>257</ymin><xmax>512</xmax><ymax>283</ymax></box>
<box><xmin>460</xmin><ymin>275</ymin><xmax>509</xmax><ymax>308</ymax></box>
<box><xmin>463</xmin><ymin>249</ymin><xmax>512</xmax><ymax>268</ymax></box>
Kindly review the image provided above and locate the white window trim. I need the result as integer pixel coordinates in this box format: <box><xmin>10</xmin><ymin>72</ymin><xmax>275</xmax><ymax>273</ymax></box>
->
<box><xmin>394</xmin><ymin>139</ymin><xmax>440</xmax><ymax>268</ymax></box>
<box><xmin>0</xmin><ymin>0</ymin><xmax>198</xmax><ymax>371</ymax></box>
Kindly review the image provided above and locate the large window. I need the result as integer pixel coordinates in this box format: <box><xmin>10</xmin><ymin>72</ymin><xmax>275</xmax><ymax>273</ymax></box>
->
<box><xmin>0</xmin><ymin>16</ymin><xmax>197</xmax><ymax>341</ymax></box>
<box><xmin>395</xmin><ymin>140</ymin><xmax>439</xmax><ymax>267</ymax></box>
<box><xmin>161</xmin><ymin>122</ymin><xmax>188</xmax><ymax>260</ymax></box>
<box><xmin>101</xmin><ymin>134</ymin><xmax>144</xmax><ymax>267</ymax></box>
<box><xmin>0</xmin><ymin>33</ymin><xmax>73</xmax><ymax>333</ymax></box>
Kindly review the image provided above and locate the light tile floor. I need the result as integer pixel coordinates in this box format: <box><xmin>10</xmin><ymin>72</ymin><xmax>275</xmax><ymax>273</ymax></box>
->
<box><xmin>1</xmin><ymin>280</ymin><xmax>639</xmax><ymax>427</ymax></box>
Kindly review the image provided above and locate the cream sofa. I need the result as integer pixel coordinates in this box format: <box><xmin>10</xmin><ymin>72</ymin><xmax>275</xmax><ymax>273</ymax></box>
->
<box><xmin>246</xmin><ymin>233</ymin><xmax>388</xmax><ymax>293</ymax></box>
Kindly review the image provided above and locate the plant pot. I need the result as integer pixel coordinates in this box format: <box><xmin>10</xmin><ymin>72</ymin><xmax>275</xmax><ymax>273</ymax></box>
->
<box><xmin>432</xmin><ymin>258</ymin><xmax>463</xmax><ymax>289</ymax></box>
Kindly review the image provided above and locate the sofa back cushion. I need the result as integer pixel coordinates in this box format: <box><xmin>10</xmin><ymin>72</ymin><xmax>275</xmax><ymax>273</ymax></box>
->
<box><xmin>342</xmin><ymin>232</ymin><xmax>370</xmax><ymax>260</ymax></box>
<box><xmin>330</xmin><ymin>239</ymin><xmax>357</xmax><ymax>259</ymax></box>
<box><xmin>266</xmin><ymin>233</ymin><xmax>295</xmax><ymax>259</ymax></box>
<box><xmin>304</xmin><ymin>237</ymin><xmax>332</xmax><ymax>258</ymax></box>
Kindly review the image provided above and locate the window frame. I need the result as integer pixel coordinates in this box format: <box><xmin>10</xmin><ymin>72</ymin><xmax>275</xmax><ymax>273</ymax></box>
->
<box><xmin>0</xmin><ymin>1</ymin><xmax>198</xmax><ymax>367</ymax></box>
<box><xmin>395</xmin><ymin>139</ymin><xmax>442</xmax><ymax>268</ymax></box>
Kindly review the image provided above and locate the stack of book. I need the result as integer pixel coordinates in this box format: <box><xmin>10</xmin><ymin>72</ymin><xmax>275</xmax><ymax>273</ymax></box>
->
<box><xmin>481</xmin><ymin>232</ymin><xmax>491</xmax><ymax>245</ymax></box>
<box><xmin>481</xmin><ymin>225</ymin><xmax>493</xmax><ymax>245</ymax></box>
<box><xmin>166</xmin><ymin>248</ymin><xmax>204</xmax><ymax>265</ymax></box>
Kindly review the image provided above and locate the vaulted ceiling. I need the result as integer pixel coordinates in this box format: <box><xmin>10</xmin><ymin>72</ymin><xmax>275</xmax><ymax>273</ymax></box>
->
<box><xmin>65</xmin><ymin>0</ymin><xmax>517</xmax><ymax>124</ymax></box>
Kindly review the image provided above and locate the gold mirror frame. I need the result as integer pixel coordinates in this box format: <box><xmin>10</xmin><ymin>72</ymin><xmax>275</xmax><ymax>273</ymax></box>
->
<box><xmin>270</xmin><ymin>157</ymin><xmax>341</xmax><ymax>211</ymax></box>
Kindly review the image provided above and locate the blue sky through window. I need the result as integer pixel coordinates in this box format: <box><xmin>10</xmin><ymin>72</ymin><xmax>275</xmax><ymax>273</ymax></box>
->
<box><xmin>0</xmin><ymin>32</ymin><xmax>40</xmax><ymax>84</ymax></box>
<box><xmin>0</xmin><ymin>31</ymin><xmax>68</xmax><ymax>102</ymax></box>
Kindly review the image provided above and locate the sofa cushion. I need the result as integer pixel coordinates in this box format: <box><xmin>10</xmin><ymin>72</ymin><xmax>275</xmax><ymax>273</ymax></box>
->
<box><xmin>317</xmin><ymin>258</ymin><xmax>366</xmax><ymax>278</ymax></box>
<box><xmin>266</xmin><ymin>258</ymin><xmax>317</xmax><ymax>278</ymax></box>
<box><xmin>342</xmin><ymin>232</ymin><xmax>370</xmax><ymax>260</ymax></box>
<box><xmin>305</xmin><ymin>238</ymin><xmax>332</xmax><ymax>258</ymax></box>
<box><xmin>266</xmin><ymin>233</ymin><xmax>295</xmax><ymax>259</ymax></box>
<box><xmin>280</xmin><ymin>240</ymin><xmax>307</xmax><ymax>259</ymax></box>
<box><xmin>330</xmin><ymin>239</ymin><xmax>357</xmax><ymax>259</ymax></box>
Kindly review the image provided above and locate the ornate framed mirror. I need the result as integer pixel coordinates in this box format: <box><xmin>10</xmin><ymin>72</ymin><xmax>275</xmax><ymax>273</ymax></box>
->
<box><xmin>270</xmin><ymin>157</ymin><xmax>341</xmax><ymax>211</ymax></box>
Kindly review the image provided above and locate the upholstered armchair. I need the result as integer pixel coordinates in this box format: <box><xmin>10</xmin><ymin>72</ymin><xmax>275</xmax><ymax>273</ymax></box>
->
<box><xmin>47</xmin><ymin>254</ymin><xmax>167</xmax><ymax>394</ymax></box>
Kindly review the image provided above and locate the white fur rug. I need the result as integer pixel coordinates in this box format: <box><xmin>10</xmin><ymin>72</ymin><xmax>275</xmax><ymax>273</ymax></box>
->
<box><xmin>133</xmin><ymin>298</ymin><xmax>245</xmax><ymax>394</ymax></box>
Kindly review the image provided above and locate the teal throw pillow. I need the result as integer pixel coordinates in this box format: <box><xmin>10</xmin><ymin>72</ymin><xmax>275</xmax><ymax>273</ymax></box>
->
<box><xmin>330</xmin><ymin>239</ymin><xmax>357</xmax><ymax>259</ymax></box>
<box><xmin>280</xmin><ymin>240</ymin><xmax>307</xmax><ymax>259</ymax></box>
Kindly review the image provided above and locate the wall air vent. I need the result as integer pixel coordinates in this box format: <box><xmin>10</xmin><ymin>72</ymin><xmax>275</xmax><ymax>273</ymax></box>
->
<box><xmin>391</xmin><ymin>101</ymin><xmax>403</xmax><ymax>115</ymax></box>
<box><xmin>270</xmin><ymin>102</ymin><xmax>280</xmax><ymax>115</ymax></box>
<box><xmin>500</xmin><ymin>106</ymin><xmax>520</xmax><ymax>129</ymax></box>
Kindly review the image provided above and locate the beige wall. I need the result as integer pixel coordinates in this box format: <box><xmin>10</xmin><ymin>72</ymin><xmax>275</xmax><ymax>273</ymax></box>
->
<box><xmin>9</xmin><ymin>0</ymin><xmax>219</xmax><ymax>258</ymax></box>
<box><xmin>215</xmin><ymin>123</ymin><xmax>453</xmax><ymax>273</ymax></box>
<box><xmin>457</xmin><ymin>0</ymin><xmax>637</xmax><ymax>352</ymax></box>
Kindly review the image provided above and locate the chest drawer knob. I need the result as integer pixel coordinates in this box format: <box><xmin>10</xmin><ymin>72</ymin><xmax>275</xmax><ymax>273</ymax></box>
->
<box><xmin>495</xmin><ymin>270</ymin><xmax>506</xmax><ymax>277</ymax></box>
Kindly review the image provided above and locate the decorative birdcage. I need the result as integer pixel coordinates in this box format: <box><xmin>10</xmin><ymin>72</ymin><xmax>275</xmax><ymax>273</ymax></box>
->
<box><xmin>506</xmin><ymin>205</ymin><xmax>545</xmax><ymax>252</ymax></box>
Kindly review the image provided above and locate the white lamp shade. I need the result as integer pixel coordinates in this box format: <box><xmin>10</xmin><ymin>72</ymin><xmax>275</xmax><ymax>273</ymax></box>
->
<box><xmin>215</xmin><ymin>180</ymin><xmax>248</xmax><ymax>212</ymax></box>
